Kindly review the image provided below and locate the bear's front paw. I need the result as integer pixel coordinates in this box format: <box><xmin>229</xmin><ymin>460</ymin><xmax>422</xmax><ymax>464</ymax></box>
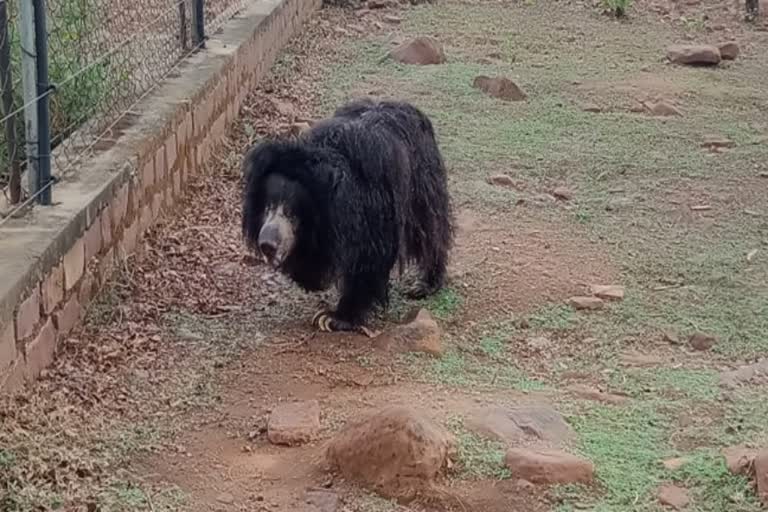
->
<box><xmin>311</xmin><ymin>310</ymin><xmax>378</xmax><ymax>338</ymax></box>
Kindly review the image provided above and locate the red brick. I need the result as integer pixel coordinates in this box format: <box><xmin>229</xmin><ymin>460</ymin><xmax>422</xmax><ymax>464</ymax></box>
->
<box><xmin>97</xmin><ymin>248</ymin><xmax>115</xmax><ymax>285</ymax></box>
<box><xmin>100</xmin><ymin>205</ymin><xmax>113</xmax><ymax>248</ymax></box>
<box><xmin>78</xmin><ymin>269</ymin><xmax>96</xmax><ymax>309</ymax></box>
<box><xmin>84</xmin><ymin>219</ymin><xmax>103</xmax><ymax>262</ymax></box>
<box><xmin>142</xmin><ymin>157</ymin><xmax>155</xmax><ymax>190</ymax></box>
<box><xmin>211</xmin><ymin>114</ymin><xmax>227</xmax><ymax>145</ymax></box>
<box><xmin>0</xmin><ymin>321</ymin><xmax>15</xmax><ymax>372</ymax></box>
<box><xmin>173</xmin><ymin>169</ymin><xmax>181</xmax><ymax>198</ymax></box>
<box><xmin>186</xmin><ymin>112</ymin><xmax>195</xmax><ymax>144</ymax></box>
<box><xmin>41</xmin><ymin>263</ymin><xmax>64</xmax><ymax>315</ymax></box>
<box><xmin>152</xmin><ymin>191</ymin><xmax>163</xmax><ymax>221</ymax></box>
<box><xmin>0</xmin><ymin>359</ymin><xmax>25</xmax><ymax>395</ymax></box>
<box><xmin>112</xmin><ymin>183</ymin><xmax>129</xmax><ymax>228</ymax></box>
<box><xmin>15</xmin><ymin>287</ymin><xmax>40</xmax><ymax>340</ymax></box>
<box><xmin>166</xmin><ymin>133</ymin><xmax>178</xmax><ymax>173</ymax></box>
<box><xmin>155</xmin><ymin>145</ymin><xmax>167</xmax><ymax>183</ymax></box>
<box><xmin>24</xmin><ymin>318</ymin><xmax>57</xmax><ymax>381</ymax></box>
<box><xmin>120</xmin><ymin>217</ymin><xmax>140</xmax><ymax>258</ymax></box>
<box><xmin>140</xmin><ymin>203</ymin><xmax>153</xmax><ymax>233</ymax></box>
<box><xmin>129</xmin><ymin>179</ymin><xmax>141</xmax><ymax>219</ymax></box>
<box><xmin>63</xmin><ymin>238</ymin><xmax>85</xmax><ymax>292</ymax></box>
<box><xmin>55</xmin><ymin>295</ymin><xmax>82</xmax><ymax>337</ymax></box>
<box><xmin>164</xmin><ymin>184</ymin><xmax>174</xmax><ymax>210</ymax></box>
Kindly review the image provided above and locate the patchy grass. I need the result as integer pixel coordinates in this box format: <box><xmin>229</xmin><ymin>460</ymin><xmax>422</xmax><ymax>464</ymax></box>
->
<box><xmin>569</xmin><ymin>403</ymin><xmax>671</xmax><ymax>509</ymax></box>
<box><xmin>445</xmin><ymin>417</ymin><xmax>511</xmax><ymax>480</ymax></box>
<box><xmin>609</xmin><ymin>367</ymin><xmax>721</xmax><ymax>402</ymax></box>
<box><xmin>671</xmin><ymin>450</ymin><xmax>761</xmax><ymax>512</ymax></box>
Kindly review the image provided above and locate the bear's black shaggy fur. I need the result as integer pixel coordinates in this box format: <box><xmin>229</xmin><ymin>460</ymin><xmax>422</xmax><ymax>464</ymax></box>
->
<box><xmin>241</xmin><ymin>98</ymin><xmax>454</xmax><ymax>334</ymax></box>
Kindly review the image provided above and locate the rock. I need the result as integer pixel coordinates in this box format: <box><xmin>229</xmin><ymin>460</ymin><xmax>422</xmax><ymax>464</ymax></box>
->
<box><xmin>662</xmin><ymin>457</ymin><xmax>688</xmax><ymax>471</ymax></box>
<box><xmin>717</xmin><ymin>41</ymin><xmax>740</xmax><ymax>60</ymax></box>
<box><xmin>658</xmin><ymin>484</ymin><xmax>690</xmax><ymax>509</ymax></box>
<box><xmin>487</xmin><ymin>174</ymin><xmax>516</xmax><ymax>188</ymax></box>
<box><xmin>374</xmin><ymin>308</ymin><xmax>442</xmax><ymax>356</ymax></box>
<box><xmin>620</xmin><ymin>350</ymin><xmax>663</xmax><ymax>368</ymax></box>
<box><xmin>466</xmin><ymin>405</ymin><xmax>576</xmax><ymax>446</ymax></box>
<box><xmin>701</xmin><ymin>136</ymin><xmax>735</xmax><ymax>150</ymax></box>
<box><xmin>383</xmin><ymin>14</ymin><xmax>402</xmax><ymax>24</ymax></box>
<box><xmin>582</xmin><ymin>103</ymin><xmax>602</xmax><ymax>113</ymax></box>
<box><xmin>566</xmin><ymin>384</ymin><xmax>629</xmax><ymax>405</ymax></box>
<box><xmin>722</xmin><ymin>445</ymin><xmax>756</xmax><ymax>476</ymax></box>
<box><xmin>689</xmin><ymin>332</ymin><xmax>716</xmax><ymax>351</ymax></box>
<box><xmin>324</xmin><ymin>406</ymin><xmax>456</xmax><ymax>500</ymax></box>
<box><xmin>303</xmin><ymin>489</ymin><xmax>340</xmax><ymax>512</ymax></box>
<box><xmin>504</xmin><ymin>449</ymin><xmax>594</xmax><ymax>485</ymax></box>
<box><xmin>267</xmin><ymin>400</ymin><xmax>321</xmax><ymax>446</ymax></box>
<box><xmin>666</xmin><ymin>44</ymin><xmax>721</xmax><ymax>66</ymax></box>
<box><xmin>662</xmin><ymin>330</ymin><xmax>681</xmax><ymax>345</ymax></box>
<box><xmin>646</xmin><ymin>101</ymin><xmax>683</xmax><ymax>117</ymax></box>
<box><xmin>719</xmin><ymin>359</ymin><xmax>768</xmax><ymax>388</ymax></box>
<box><xmin>606</xmin><ymin>197</ymin><xmax>633</xmax><ymax>211</ymax></box>
<box><xmin>567</xmin><ymin>296</ymin><xmax>605</xmax><ymax>311</ymax></box>
<box><xmin>216</xmin><ymin>492</ymin><xmax>235</xmax><ymax>505</ymax></box>
<box><xmin>589</xmin><ymin>284</ymin><xmax>625</xmax><ymax>301</ymax></box>
<box><xmin>472</xmin><ymin>76</ymin><xmax>527</xmax><ymax>101</ymax></box>
<box><xmin>552</xmin><ymin>186</ymin><xmax>574</xmax><ymax>201</ymax></box>
<box><xmin>389</xmin><ymin>37</ymin><xmax>446</xmax><ymax>65</ymax></box>
<box><xmin>756</xmin><ymin>450</ymin><xmax>768</xmax><ymax>505</ymax></box>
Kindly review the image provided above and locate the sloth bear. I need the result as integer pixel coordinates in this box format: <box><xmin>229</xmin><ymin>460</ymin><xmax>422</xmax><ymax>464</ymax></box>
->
<box><xmin>241</xmin><ymin>98</ymin><xmax>454</xmax><ymax>334</ymax></box>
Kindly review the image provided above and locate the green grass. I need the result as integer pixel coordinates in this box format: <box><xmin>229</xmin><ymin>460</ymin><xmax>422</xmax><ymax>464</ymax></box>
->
<box><xmin>570</xmin><ymin>403</ymin><xmax>671</xmax><ymax>510</ymax></box>
<box><xmin>609</xmin><ymin>367</ymin><xmax>721</xmax><ymax>402</ymax></box>
<box><xmin>670</xmin><ymin>450</ymin><xmax>760</xmax><ymax>512</ymax></box>
<box><xmin>445</xmin><ymin>417</ymin><xmax>511</xmax><ymax>480</ymax></box>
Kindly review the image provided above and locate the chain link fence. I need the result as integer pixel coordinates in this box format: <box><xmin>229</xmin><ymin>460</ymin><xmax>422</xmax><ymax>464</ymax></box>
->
<box><xmin>0</xmin><ymin>0</ymin><xmax>247</xmax><ymax>215</ymax></box>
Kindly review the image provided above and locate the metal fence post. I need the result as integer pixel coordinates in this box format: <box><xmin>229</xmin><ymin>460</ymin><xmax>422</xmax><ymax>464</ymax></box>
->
<box><xmin>746</xmin><ymin>0</ymin><xmax>759</xmax><ymax>20</ymax></box>
<box><xmin>32</xmin><ymin>0</ymin><xmax>51</xmax><ymax>205</ymax></box>
<box><xmin>0</xmin><ymin>0</ymin><xmax>20</xmax><ymax>204</ymax></box>
<box><xmin>191</xmin><ymin>0</ymin><xmax>205</xmax><ymax>49</ymax></box>
<box><xmin>19</xmin><ymin>0</ymin><xmax>38</xmax><ymax>198</ymax></box>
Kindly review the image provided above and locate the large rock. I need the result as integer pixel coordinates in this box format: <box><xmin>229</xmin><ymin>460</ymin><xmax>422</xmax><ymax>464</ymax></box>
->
<box><xmin>324</xmin><ymin>406</ymin><xmax>456</xmax><ymax>500</ymax></box>
<box><xmin>719</xmin><ymin>359</ymin><xmax>768</xmax><ymax>389</ymax></box>
<box><xmin>657</xmin><ymin>484</ymin><xmax>690</xmax><ymax>509</ymax></box>
<box><xmin>722</xmin><ymin>445</ymin><xmax>756</xmax><ymax>476</ymax></box>
<box><xmin>589</xmin><ymin>284</ymin><xmax>625</xmax><ymax>301</ymax></box>
<box><xmin>466</xmin><ymin>405</ymin><xmax>575</xmax><ymax>446</ymax></box>
<box><xmin>374</xmin><ymin>308</ymin><xmax>442</xmax><ymax>356</ymax></box>
<box><xmin>645</xmin><ymin>101</ymin><xmax>683</xmax><ymax>117</ymax></box>
<box><xmin>389</xmin><ymin>37</ymin><xmax>446</xmax><ymax>65</ymax></box>
<box><xmin>504</xmin><ymin>449</ymin><xmax>594</xmax><ymax>484</ymax></box>
<box><xmin>472</xmin><ymin>76</ymin><xmax>527</xmax><ymax>101</ymax></box>
<box><xmin>717</xmin><ymin>41</ymin><xmax>740</xmax><ymax>60</ymax></box>
<box><xmin>666</xmin><ymin>45</ymin><xmax>721</xmax><ymax>66</ymax></box>
<box><xmin>267</xmin><ymin>400</ymin><xmax>321</xmax><ymax>446</ymax></box>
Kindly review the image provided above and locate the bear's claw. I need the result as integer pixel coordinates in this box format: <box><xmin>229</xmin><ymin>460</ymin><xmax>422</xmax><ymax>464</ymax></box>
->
<box><xmin>311</xmin><ymin>310</ymin><xmax>379</xmax><ymax>338</ymax></box>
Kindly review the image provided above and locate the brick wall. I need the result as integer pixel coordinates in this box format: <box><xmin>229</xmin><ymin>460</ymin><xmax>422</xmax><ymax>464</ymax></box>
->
<box><xmin>0</xmin><ymin>0</ymin><xmax>322</xmax><ymax>395</ymax></box>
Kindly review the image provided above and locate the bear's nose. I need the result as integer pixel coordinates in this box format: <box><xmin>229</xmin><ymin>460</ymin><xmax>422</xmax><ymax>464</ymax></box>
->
<box><xmin>259</xmin><ymin>241</ymin><xmax>277</xmax><ymax>261</ymax></box>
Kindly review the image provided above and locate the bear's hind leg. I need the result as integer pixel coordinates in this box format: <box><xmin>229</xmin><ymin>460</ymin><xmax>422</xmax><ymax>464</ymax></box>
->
<box><xmin>404</xmin><ymin>251</ymin><xmax>447</xmax><ymax>300</ymax></box>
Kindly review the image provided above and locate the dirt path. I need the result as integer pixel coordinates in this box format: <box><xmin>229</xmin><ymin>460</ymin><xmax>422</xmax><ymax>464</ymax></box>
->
<box><xmin>3</xmin><ymin>1</ymin><xmax>768</xmax><ymax>511</ymax></box>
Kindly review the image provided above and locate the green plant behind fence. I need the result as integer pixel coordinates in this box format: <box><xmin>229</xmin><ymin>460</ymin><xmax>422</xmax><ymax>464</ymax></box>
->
<box><xmin>1</xmin><ymin>0</ymin><xmax>111</xmax><ymax>189</ymax></box>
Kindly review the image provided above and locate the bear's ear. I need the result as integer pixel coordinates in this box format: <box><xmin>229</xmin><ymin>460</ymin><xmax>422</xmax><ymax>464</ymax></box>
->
<box><xmin>241</xmin><ymin>139</ymin><xmax>282</xmax><ymax>187</ymax></box>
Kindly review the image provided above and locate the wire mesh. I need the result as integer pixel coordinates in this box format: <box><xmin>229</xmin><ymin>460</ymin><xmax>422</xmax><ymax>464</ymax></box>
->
<box><xmin>0</xmin><ymin>0</ymin><xmax>247</xmax><ymax>210</ymax></box>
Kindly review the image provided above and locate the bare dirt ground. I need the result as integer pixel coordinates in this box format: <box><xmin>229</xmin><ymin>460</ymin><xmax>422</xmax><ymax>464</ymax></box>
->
<box><xmin>3</xmin><ymin>1</ymin><xmax>768</xmax><ymax>511</ymax></box>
